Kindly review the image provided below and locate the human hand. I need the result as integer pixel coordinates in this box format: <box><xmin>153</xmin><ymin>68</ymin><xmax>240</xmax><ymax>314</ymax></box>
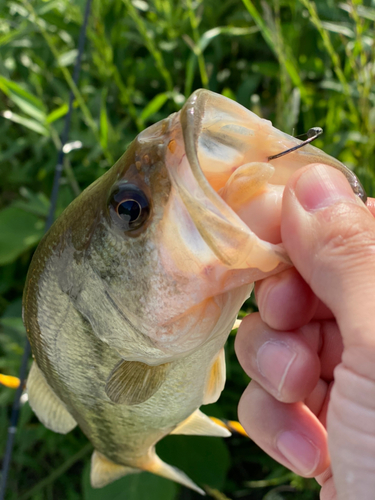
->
<box><xmin>235</xmin><ymin>163</ymin><xmax>375</xmax><ymax>499</ymax></box>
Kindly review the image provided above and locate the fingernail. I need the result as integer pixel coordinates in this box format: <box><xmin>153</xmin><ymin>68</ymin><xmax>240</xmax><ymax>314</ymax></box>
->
<box><xmin>256</xmin><ymin>341</ymin><xmax>296</xmax><ymax>397</ymax></box>
<box><xmin>277</xmin><ymin>431</ymin><xmax>320</xmax><ymax>476</ymax></box>
<box><xmin>256</xmin><ymin>276</ymin><xmax>280</xmax><ymax>326</ymax></box>
<box><xmin>295</xmin><ymin>164</ymin><xmax>357</xmax><ymax>211</ymax></box>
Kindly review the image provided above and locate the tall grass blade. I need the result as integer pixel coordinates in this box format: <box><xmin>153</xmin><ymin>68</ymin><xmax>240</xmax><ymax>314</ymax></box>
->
<box><xmin>1</xmin><ymin>110</ymin><xmax>49</xmax><ymax>136</ymax></box>
<box><xmin>122</xmin><ymin>0</ymin><xmax>174</xmax><ymax>92</ymax></box>
<box><xmin>241</xmin><ymin>0</ymin><xmax>306</xmax><ymax>99</ymax></box>
<box><xmin>298</xmin><ymin>0</ymin><xmax>360</xmax><ymax>126</ymax></box>
<box><xmin>0</xmin><ymin>76</ymin><xmax>46</xmax><ymax>122</ymax></box>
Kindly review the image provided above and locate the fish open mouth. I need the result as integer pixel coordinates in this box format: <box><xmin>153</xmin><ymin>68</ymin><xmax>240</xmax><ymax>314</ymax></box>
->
<box><xmin>173</xmin><ymin>89</ymin><xmax>366</xmax><ymax>274</ymax></box>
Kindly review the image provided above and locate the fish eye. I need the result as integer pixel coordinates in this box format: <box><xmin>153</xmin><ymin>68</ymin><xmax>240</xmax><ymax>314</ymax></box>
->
<box><xmin>110</xmin><ymin>183</ymin><xmax>150</xmax><ymax>231</ymax></box>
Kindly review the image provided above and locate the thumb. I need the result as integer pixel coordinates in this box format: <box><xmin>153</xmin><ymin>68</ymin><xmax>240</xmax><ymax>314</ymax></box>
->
<box><xmin>282</xmin><ymin>163</ymin><xmax>375</xmax><ymax>499</ymax></box>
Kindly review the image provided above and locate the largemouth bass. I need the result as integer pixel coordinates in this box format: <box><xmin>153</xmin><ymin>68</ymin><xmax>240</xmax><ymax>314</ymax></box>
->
<box><xmin>23</xmin><ymin>90</ymin><xmax>365</xmax><ymax>493</ymax></box>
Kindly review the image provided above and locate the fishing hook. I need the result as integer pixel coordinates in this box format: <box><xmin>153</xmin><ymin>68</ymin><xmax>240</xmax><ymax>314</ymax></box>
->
<box><xmin>268</xmin><ymin>127</ymin><xmax>323</xmax><ymax>161</ymax></box>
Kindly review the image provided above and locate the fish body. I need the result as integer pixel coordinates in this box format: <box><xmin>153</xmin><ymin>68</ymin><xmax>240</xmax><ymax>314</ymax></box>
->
<box><xmin>23</xmin><ymin>90</ymin><xmax>365</xmax><ymax>492</ymax></box>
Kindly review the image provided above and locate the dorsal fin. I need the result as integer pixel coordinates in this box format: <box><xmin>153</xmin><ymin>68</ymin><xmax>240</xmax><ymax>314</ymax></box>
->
<box><xmin>202</xmin><ymin>348</ymin><xmax>226</xmax><ymax>405</ymax></box>
<box><xmin>142</xmin><ymin>450</ymin><xmax>205</xmax><ymax>495</ymax></box>
<box><xmin>91</xmin><ymin>451</ymin><xmax>138</xmax><ymax>488</ymax></box>
<box><xmin>105</xmin><ymin>359</ymin><xmax>171</xmax><ymax>405</ymax></box>
<box><xmin>171</xmin><ymin>409</ymin><xmax>230</xmax><ymax>437</ymax></box>
<box><xmin>27</xmin><ymin>361</ymin><xmax>77</xmax><ymax>434</ymax></box>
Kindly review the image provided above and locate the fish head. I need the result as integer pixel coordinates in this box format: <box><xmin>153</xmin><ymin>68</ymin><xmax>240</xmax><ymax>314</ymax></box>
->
<box><xmin>44</xmin><ymin>90</ymin><xmax>365</xmax><ymax>363</ymax></box>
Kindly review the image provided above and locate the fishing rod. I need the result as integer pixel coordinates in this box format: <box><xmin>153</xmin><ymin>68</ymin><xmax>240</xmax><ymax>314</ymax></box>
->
<box><xmin>0</xmin><ymin>1</ymin><xmax>92</xmax><ymax>497</ymax></box>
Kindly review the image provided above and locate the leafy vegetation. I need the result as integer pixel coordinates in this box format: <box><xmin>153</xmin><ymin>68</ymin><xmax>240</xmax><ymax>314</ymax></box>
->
<box><xmin>1</xmin><ymin>0</ymin><xmax>374</xmax><ymax>498</ymax></box>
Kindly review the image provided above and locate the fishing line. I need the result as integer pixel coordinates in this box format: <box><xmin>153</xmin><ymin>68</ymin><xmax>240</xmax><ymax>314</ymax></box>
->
<box><xmin>268</xmin><ymin>127</ymin><xmax>323</xmax><ymax>161</ymax></box>
<box><xmin>0</xmin><ymin>0</ymin><xmax>92</xmax><ymax>497</ymax></box>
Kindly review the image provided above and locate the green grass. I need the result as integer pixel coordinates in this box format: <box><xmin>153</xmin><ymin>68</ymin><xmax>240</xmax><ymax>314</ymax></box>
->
<box><xmin>0</xmin><ymin>0</ymin><xmax>374</xmax><ymax>498</ymax></box>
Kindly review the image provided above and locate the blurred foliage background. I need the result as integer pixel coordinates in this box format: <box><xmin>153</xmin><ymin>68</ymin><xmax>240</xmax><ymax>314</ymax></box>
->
<box><xmin>0</xmin><ymin>0</ymin><xmax>374</xmax><ymax>498</ymax></box>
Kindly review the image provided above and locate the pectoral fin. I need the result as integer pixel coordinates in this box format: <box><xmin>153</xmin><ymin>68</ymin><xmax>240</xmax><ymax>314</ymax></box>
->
<box><xmin>203</xmin><ymin>348</ymin><xmax>226</xmax><ymax>405</ymax></box>
<box><xmin>91</xmin><ymin>451</ymin><xmax>138</xmax><ymax>488</ymax></box>
<box><xmin>105</xmin><ymin>360</ymin><xmax>170</xmax><ymax>405</ymax></box>
<box><xmin>27</xmin><ymin>361</ymin><xmax>77</xmax><ymax>434</ymax></box>
<box><xmin>171</xmin><ymin>409</ymin><xmax>230</xmax><ymax>437</ymax></box>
